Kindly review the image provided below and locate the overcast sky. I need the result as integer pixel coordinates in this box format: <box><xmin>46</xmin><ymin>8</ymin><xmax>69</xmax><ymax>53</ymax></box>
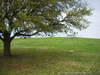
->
<box><xmin>77</xmin><ymin>0</ymin><xmax>100</xmax><ymax>38</ymax></box>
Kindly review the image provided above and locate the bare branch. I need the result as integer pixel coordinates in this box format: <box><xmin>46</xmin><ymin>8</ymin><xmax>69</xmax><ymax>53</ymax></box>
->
<box><xmin>11</xmin><ymin>30</ymin><xmax>40</xmax><ymax>40</ymax></box>
<box><xmin>16</xmin><ymin>31</ymin><xmax>40</xmax><ymax>36</ymax></box>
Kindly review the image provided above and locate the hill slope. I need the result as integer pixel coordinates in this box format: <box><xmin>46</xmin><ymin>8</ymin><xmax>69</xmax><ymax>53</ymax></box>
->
<box><xmin>0</xmin><ymin>37</ymin><xmax>100</xmax><ymax>75</ymax></box>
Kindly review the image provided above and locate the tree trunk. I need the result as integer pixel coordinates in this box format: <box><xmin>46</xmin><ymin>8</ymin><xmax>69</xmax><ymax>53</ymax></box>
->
<box><xmin>3</xmin><ymin>32</ymin><xmax>11</xmax><ymax>56</ymax></box>
<box><xmin>3</xmin><ymin>40</ymin><xmax>11</xmax><ymax>56</ymax></box>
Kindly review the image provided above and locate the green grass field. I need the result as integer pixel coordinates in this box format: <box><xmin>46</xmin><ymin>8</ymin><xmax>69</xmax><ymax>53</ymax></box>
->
<box><xmin>0</xmin><ymin>37</ymin><xmax>100</xmax><ymax>75</ymax></box>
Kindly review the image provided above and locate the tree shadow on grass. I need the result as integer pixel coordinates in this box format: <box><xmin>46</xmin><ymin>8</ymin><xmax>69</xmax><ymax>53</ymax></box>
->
<box><xmin>0</xmin><ymin>48</ymin><xmax>99</xmax><ymax>75</ymax></box>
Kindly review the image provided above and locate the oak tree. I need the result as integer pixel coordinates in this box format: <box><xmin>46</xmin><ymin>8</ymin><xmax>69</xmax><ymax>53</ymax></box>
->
<box><xmin>0</xmin><ymin>0</ymin><xmax>91</xmax><ymax>56</ymax></box>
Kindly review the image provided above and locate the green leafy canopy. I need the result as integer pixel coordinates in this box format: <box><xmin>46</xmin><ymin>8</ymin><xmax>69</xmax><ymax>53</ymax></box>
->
<box><xmin>0</xmin><ymin>0</ymin><xmax>92</xmax><ymax>40</ymax></box>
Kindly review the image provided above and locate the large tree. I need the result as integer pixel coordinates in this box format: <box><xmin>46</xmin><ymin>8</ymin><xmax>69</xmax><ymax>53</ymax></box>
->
<box><xmin>0</xmin><ymin>0</ymin><xmax>91</xmax><ymax>56</ymax></box>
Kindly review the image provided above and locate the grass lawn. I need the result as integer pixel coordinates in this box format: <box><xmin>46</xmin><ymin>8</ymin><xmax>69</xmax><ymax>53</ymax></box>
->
<box><xmin>0</xmin><ymin>37</ymin><xmax>100</xmax><ymax>75</ymax></box>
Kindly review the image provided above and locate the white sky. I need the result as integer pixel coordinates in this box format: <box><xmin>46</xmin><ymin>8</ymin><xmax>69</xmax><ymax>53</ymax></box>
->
<box><xmin>77</xmin><ymin>0</ymin><xmax>100</xmax><ymax>38</ymax></box>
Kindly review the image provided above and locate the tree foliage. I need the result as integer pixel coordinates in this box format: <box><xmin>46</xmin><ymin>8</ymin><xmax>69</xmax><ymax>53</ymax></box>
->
<box><xmin>0</xmin><ymin>0</ymin><xmax>91</xmax><ymax>56</ymax></box>
<box><xmin>0</xmin><ymin>0</ymin><xmax>91</xmax><ymax>39</ymax></box>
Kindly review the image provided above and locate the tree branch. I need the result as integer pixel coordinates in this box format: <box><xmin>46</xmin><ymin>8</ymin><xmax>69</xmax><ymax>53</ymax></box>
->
<box><xmin>0</xmin><ymin>30</ymin><xmax>3</xmax><ymax>33</ymax></box>
<box><xmin>16</xmin><ymin>31</ymin><xmax>39</xmax><ymax>36</ymax></box>
<box><xmin>11</xmin><ymin>30</ymin><xmax>40</xmax><ymax>40</ymax></box>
